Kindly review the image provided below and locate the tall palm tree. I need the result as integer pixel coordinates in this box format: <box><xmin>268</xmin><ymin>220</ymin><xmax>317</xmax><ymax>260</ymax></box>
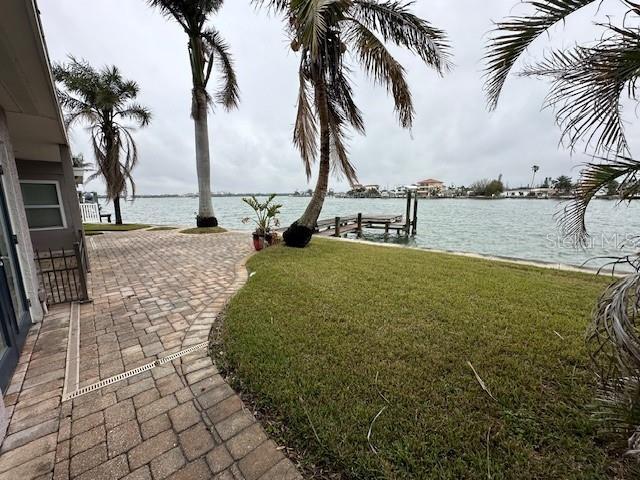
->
<box><xmin>530</xmin><ymin>165</ymin><xmax>539</xmax><ymax>188</ymax></box>
<box><xmin>485</xmin><ymin>1</ymin><xmax>640</xmax><ymax>459</ymax></box>
<box><xmin>53</xmin><ymin>58</ymin><xmax>151</xmax><ymax>225</ymax></box>
<box><xmin>147</xmin><ymin>0</ymin><xmax>239</xmax><ymax>228</ymax></box>
<box><xmin>257</xmin><ymin>0</ymin><xmax>451</xmax><ymax>247</ymax></box>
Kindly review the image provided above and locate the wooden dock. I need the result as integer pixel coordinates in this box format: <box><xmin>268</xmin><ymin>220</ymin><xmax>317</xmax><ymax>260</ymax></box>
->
<box><xmin>316</xmin><ymin>189</ymin><xmax>419</xmax><ymax>238</ymax></box>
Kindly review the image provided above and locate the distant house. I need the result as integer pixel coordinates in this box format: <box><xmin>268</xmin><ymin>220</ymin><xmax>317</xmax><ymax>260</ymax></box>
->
<box><xmin>502</xmin><ymin>187</ymin><xmax>552</xmax><ymax>199</ymax></box>
<box><xmin>389</xmin><ymin>186</ymin><xmax>408</xmax><ymax>198</ymax></box>
<box><xmin>415</xmin><ymin>179</ymin><xmax>445</xmax><ymax>197</ymax></box>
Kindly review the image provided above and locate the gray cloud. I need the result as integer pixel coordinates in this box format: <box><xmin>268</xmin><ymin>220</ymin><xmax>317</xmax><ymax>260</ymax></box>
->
<box><xmin>38</xmin><ymin>0</ymin><xmax>639</xmax><ymax>194</ymax></box>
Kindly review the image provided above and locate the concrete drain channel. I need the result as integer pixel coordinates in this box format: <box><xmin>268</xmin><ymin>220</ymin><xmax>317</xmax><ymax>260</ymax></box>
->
<box><xmin>62</xmin><ymin>341</ymin><xmax>208</xmax><ymax>401</ymax></box>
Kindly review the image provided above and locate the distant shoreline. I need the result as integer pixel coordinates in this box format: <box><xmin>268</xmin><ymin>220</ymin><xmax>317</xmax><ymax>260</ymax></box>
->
<box><xmin>99</xmin><ymin>194</ymin><xmax>618</xmax><ymax>201</ymax></box>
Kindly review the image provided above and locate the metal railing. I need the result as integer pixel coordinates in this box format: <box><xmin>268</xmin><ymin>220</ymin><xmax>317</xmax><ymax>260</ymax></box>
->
<box><xmin>35</xmin><ymin>235</ymin><xmax>89</xmax><ymax>305</ymax></box>
<box><xmin>80</xmin><ymin>202</ymin><xmax>100</xmax><ymax>223</ymax></box>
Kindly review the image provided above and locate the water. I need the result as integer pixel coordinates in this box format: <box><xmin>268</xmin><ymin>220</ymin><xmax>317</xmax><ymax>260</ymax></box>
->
<box><xmin>112</xmin><ymin>196</ymin><xmax>640</xmax><ymax>270</ymax></box>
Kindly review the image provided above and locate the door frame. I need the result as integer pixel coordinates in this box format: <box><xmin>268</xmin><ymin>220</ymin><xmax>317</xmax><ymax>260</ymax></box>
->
<box><xmin>0</xmin><ymin>144</ymin><xmax>32</xmax><ymax>391</ymax></box>
<box><xmin>0</xmin><ymin>264</ymin><xmax>23</xmax><ymax>392</ymax></box>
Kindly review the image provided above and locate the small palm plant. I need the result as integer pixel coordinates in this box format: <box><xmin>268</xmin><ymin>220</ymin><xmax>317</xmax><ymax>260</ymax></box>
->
<box><xmin>242</xmin><ymin>194</ymin><xmax>283</xmax><ymax>250</ymax></box>
<box><xmin>256</xmin><ymin>0</ymin><xmax>451</xmax><ymax>248</ymax></box>
<box><xmin>485</xmin><ymin>0</ymin><xmax>640</xmax><ymax>460</ymax></box>
<box><xmin>53</xmin><ymin>58</ymin><xmax>151</xmax><ymax>225</ymax></box>
<box><xmin>147</xmin><ymin>0</ymin><xmax>239</xmax><ymax>228</ymax></box>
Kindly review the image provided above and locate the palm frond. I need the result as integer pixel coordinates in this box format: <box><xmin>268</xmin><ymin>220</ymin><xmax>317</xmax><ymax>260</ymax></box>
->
<box><xmin>326</xmin><ymin>96</ymin><xmax>358</xmax><ymax>184</ymax></box>
<box><xmin>292</xmin><ymin>0</ymin><xmax>346</xmax><ymax>59</ymax></box>
<box><xmin>559</xmin><ymin>155</ymin><xmax>640</xmax><ymax>245</ymax></box>
<box><xmin>115</xmin><ymin>104</ymin><xmax>152</xmax><ymax>127</ymax></box>
<box><xmin>147</xmin><ymin>0</ymin><xmax>224</xmax><ymax>31</ymax></box>
<box><xmin>521</xmin><ymin>26</ymin><xmax>640</xmax><ymax>156</ymax></box>
<box><xmin>589</xmin><ymin>273</ymin><xmax>640</xmax><ymax>381</ymax></box>
<box><xmin>294</xmin><ymin>66</ymin><xmax>318</xmax><ymax>179</ymax></box>
<box><xmin>53</xmin><ymin>57</ymin><xmax>101</xmax><ymax>105</ymax></box>
<box><xmin>484</xmin><ymin>0</ymin><xmax>598</xmax><ymax>110</ymax></box>
<box><xmin>331</xmin><ymin>67</ymin><xmax>365</xmax><ymax>133</ymax></box>
<box><xmin>346</xmin><ymin>20</ymin><xmax>414</xmax><ymax>128</ymax></box>
<box><xmin>118</xmin><ymin>126</ymin><xmax>139</xmax><ymax>198</ymax></box>
<box><xmin>592</xmin><ymin>376</ymin><xmax>640</xmax><ymax>459</ymax></box>
<box><xmin>350</xmin><ymin>0</ymin><xmax>452</xmax><ymax>73</ymax></box>
<box><xmin>251</xmin><ymin>0</ymin><xmax>288</xmax><ymax>14</ymax></box>
<box><xmin>202</xmin><ymin>27</ymin><xmax>240</xmax><ymax>109</ymax></box>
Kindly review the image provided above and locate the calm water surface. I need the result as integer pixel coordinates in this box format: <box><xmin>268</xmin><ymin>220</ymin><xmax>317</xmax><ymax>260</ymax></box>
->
<box><xmin>112</xmin><ymin>196</ymin><xmax>640</xmax><ymax>270</ymax></box>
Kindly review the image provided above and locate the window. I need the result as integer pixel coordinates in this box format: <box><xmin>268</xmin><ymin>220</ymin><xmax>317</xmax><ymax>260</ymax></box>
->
<box><xmin>20</xmin><ymin>181</ymin><xmax>66</xmax><ymax>230</ymax></box>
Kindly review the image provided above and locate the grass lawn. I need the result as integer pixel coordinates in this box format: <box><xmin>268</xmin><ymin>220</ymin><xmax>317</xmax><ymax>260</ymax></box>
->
<box><xmin>180</xmin><ymin>226</ymin><xmax>227</xmax><ymax>234</ymax></box>
<box><xmin>221</xmin><ymin>239</ymin><xmax>629</xmax><ymax>479</ymax></box>
<box><xmin>147</xmin><ymin>226</ymin><xmax>178</xmax><ymax>231</ymax></box>
<box><xmin>83</xmin><ymin>223</ymin><xmax>150</xmax><ymax>232</ymax></box>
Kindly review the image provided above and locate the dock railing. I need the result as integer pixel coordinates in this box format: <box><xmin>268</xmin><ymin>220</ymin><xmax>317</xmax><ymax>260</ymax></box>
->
<box><xmin>314</xmin><ymin>189</ymin><xmax>419</xmax><ymax>238</ymax></box>
<box><xmin>80</xmin><ymin>202</ymin><xmax>100</xmax><ymax>223</ymax></box>
<box><xmin>316</xmin><ymin>213</ymin><xmax>408</xmax><ymax>237</ymax></box>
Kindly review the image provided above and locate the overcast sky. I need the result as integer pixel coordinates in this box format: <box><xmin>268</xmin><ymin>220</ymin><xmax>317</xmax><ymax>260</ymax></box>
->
<box><xmin>38</xmin><ymin>0</ymin><xmax>637</xmax><ymax>194</ymax></box>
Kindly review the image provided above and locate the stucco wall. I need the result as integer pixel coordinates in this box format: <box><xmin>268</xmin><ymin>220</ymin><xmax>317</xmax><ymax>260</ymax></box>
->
<box><xmin>16</xmin><ymin>151</ymin><xmax>83</xmax><ymax>251</ymax></box>
<box><xmin>0</xmin><ymin>108</ymin><xmax>44</xmax><ymax>324</ymax></box>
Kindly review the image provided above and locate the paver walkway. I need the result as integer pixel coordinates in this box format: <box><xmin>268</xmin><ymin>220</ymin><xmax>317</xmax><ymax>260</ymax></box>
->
<box><xmin>0</xmin><ymin>230</ymin><xmax>302</xmax><ymax>480</ymax></box>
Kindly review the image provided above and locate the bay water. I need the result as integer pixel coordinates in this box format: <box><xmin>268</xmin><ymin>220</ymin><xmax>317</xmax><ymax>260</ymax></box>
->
<box><xmin>111</xmin><ymin>196</ymin><xmax>640</xmax><ymax>270</ymax></box>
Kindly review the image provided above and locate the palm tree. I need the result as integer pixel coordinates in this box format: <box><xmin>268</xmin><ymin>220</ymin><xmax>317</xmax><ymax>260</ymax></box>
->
<box><xmin>530</xmin><ymin>165</ymin><xmax>540</xmax><ymax>188</ymax></box>
<box><xmin>147</xmin><ymin>0</ymin><xmax>239</xmax><ymax>228</ymax></box>
<box><xmin>53</xmin><ymin>58</ymin><xmax>151</xmax><ymax>225</ymax></box>
<box><xmin>484</xmin><ymin>0</ymin><xmax>640</xmax><ymax>240</ymax></box>
<box><xmin>484</xmin><ymin>0</ymin><xmax>640</xmax><ymax>160</ymax></box>
<box><xmin>257</xmin><ymin>0</ymin><xmax>451</xmax><ymax>247</ymax></box>
<box><xmin>485</xmin><ymin>1</ymin><xmax>640</xmax><ymax>459</ymax></box>
<box><xmin>552</xmin><ymin>174</ymin><xmax>573</xmax><ymax>193</ymax></box>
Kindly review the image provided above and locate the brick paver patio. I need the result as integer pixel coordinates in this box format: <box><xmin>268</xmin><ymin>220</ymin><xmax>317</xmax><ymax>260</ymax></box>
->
<box><xmin>0</xmin><ymin>229</ymin><xmax>302</xmax><ymax>480</ymax></box>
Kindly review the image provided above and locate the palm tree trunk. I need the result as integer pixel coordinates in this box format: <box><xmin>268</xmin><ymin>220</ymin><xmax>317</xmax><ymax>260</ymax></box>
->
<box><xmin>113</xmin><ymin>195</ymin><xmax>122</xmax><ymax>225</ymax></box>
<box><xmin>193</xmin><ymin>87</ymin><xmax>217</xmax><ymax>227</ymax></box>
<box><xmin>283</xmin><ymin>71</ymin><xmax>330</xmax><ymax>247</ymax></box>
<box><xmin>298</xmin><ymin>122</ymin><xmax>330</xmax><ymax>229</ymax></box>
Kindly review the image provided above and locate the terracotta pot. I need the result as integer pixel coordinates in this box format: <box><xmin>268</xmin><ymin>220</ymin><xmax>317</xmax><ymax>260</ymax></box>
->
<box><xmin>252</xmin><ymin>233</ymin><xmax>265</xmax><ymax>251</ymax></box>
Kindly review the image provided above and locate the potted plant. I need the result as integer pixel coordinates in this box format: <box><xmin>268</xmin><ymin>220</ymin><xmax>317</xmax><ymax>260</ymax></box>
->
<box><xmin>242</xmin><ymin>194</ymin><xmax>282</xmax><ymax>251</ymax></box>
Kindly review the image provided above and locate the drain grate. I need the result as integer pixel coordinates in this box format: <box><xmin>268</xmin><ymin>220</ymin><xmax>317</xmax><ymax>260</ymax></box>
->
<box><xmin>62</xmin><ymin>341</ymin><xmax>209</xmax><ymax>401</ymax></box>
<box><xmin>158</xmin><ymin>342</ymin><xmax>208</xmax><ymax>364</ymax></box>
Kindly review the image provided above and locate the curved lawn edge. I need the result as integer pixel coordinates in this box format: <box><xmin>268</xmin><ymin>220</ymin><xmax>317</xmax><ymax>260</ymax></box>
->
<box><xmin>217</xmin><ymin>238</ymin><xmax>632</xmax><ymax>479</ymax></box>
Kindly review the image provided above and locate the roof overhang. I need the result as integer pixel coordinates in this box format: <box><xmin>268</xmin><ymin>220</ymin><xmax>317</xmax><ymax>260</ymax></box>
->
<box><xmin>0</xmin><ymin>0</ymin><xmax>67</xmax><ymax>162</ymax></box>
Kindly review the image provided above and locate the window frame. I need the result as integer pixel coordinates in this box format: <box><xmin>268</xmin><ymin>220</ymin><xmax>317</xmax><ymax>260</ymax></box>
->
<box><xmin>19</xmin><ymin>180</ymin><xmax>67</xmax><ymax>231</ymax></box>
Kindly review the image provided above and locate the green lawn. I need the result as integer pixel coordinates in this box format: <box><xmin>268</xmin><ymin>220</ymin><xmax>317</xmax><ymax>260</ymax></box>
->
<box><xmin>221</xmin><ymin>239</ymin><xmax>629</xmax><ymax>479</ymax></box>
<box><xmin>179</xmin><ymin>226</ymin><xmax>227</xmax><ymax>234</ymax></box>
<box><xmin>83</xmin><ymin>223</ymin><xmax>150</xmax><ymax>232</ymax></box>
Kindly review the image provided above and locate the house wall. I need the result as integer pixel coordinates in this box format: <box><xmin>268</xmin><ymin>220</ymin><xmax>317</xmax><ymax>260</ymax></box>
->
<box><xmin>0</xmin><ymin>108</ymin><xmax>44</xmax><ymax>323</ymax></box>
<box><xmin>0</xmin><ymin>107</ymin><xmax>45</xmax><ymax>445</ymax></box>
<box><xmin>16</xmin><ymin>147</ymin><xmax>83</xmax><ymax>251</ymax></box>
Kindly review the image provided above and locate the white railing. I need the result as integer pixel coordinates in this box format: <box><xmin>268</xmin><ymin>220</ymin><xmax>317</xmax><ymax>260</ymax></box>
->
<box><xmin>80</xmin><ymin>203</ymin><xmax>100</xmax><ymax>223</ymax></box>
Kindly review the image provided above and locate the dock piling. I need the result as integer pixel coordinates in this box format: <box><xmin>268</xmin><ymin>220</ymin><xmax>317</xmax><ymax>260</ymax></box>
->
<box><xmin>334</xmin><ymin>216</ymin><xmax>341</xmax><ymax>237</ymax></box>
<box><xmin>405</xmin><ymin>190</ymin><xmax>412</xmax><ymax>235</ymax></box>
<box><xmin>412</xmin><ymin>192</ymin><xmax>418</xmax><ymax>235</ymax></box>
